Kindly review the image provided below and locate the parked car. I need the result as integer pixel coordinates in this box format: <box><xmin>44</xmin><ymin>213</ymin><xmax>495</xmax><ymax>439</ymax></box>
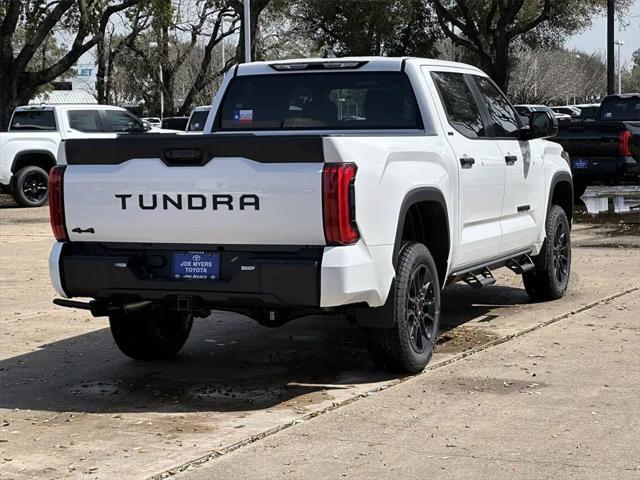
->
<box><xmin>161</xmin><ymin>116</ymin><xmax>189</xmax><ymax>131</ymax></box>
<box><xmin>515</xmin><ymin>104</ymin><xmax>572</xmax><ymax>123</ymax></box>
<box><xmin>141</xmin><ymin>117</ymin><xmax>162</xmax><ymax>128</ymax></box>
<box><xmin>49</xmin><ymin>57</ymin><xmax>573</xmax><ymax>373</ymax></box>
<box><xmin>555</xmin><ymin>93</ymin><xmax>639</xmax><ymax>198</ymax></box>
<box><xmin>0</xmin><ymin>104</ymin><xmax>153</xmax><ymax>207</ymax></box>
<box><xmin>186</xmin><ymin>106</ymin><xmax>210</xmax><ymax>132</ymax></box>
<box><xmin>574</xmin><ymin>103</ymin><xmax>600</xmax><ymax>121</ymax></box>
<box><xmin>551</xmin><ymin>106</ymin><xmax>581</xmax><ymax>117</ymax></box>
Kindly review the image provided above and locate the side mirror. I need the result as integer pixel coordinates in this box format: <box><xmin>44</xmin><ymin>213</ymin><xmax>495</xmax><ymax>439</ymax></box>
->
<box><xmin>526</xmin><ymin>111</ymin><xmax>558</xmax><ymax>139</ymax></box>
<box><xmin>142</xmin><ymin>121</ymin><xmax>152</xmax><ymax>132</ymax></box>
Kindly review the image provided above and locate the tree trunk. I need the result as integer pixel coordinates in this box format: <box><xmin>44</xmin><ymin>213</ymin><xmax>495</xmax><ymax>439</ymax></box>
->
<box><xmin>96</xmin><ymin>37</ymin><xmax>107</xmax><ymax>104</ymax></box>
<box><xmin>491</xmin><ymin>47</ymin><xmax>510</xmax><ymax>92</ymax></box>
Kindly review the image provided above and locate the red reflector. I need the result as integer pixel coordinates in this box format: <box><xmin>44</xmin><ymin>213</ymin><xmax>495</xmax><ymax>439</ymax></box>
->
<box><xmin>49</xmin><ymin>166</ymin><xmax>68</xmax><ymax>241</ymax></box>
<box><xmin>620</xmin><ymin>130</ymin><xmax>632</xmax><ymax>157</ymax></box>
<box><xmin>322</xmin><ymin>163</ymin><xmax>359</xmax><ymax>245</ymax></box>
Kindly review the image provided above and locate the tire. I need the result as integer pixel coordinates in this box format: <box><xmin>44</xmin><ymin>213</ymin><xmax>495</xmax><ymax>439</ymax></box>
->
<box><xmin>12</xmin><ymin>166</ymin><xmax>49</xmax><ymax>207</ymax></box>
<box><xmin>365</xmin><ymin>242</ymin><xmax>441</xmax><ymax>373</ymax></box>
<box><xmin>109</xmin><ymin>308</ymin><xmax>193</xmax><ymax>360</ymax></box>
<box><xmin>523</xmin><ymin>205</ymin><xmax>571</xmax><ymax>301</ymax></box>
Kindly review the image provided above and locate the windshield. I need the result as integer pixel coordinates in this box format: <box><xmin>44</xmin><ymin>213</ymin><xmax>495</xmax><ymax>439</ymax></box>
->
<box><xmin>187</xmin><ymin>110</ymin><xmax>209</xmax><ymax>131</ymax></box>
<box><xmin>218</xmin><ymin>72</ymin><xmax>422</xmax><ymax>131</ymax></box>
<box><xmin>9</xmin><ymin>110</ymin><xmax>56</xmax><ymax>131</ymax></box>
<box><xmin>599</xmin><ymin>97</ymin><xmax>640</xmax><ymax>121</ymax></box>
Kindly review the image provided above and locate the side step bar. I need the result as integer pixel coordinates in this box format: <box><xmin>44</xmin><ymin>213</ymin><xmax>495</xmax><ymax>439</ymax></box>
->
<box><xmin>456</xmin><ymin>253</ymin><xmax>536</xmax><ymax>289</ymax></box>
<box><xmin>507</xmin><ymin>254</ymin><xmax>535</xmax><ymax>275</ymax></box>
<box><xmin>463</xmin><ymin>267</ymin><xmax>496</xmax><ymax>289</ymax></box>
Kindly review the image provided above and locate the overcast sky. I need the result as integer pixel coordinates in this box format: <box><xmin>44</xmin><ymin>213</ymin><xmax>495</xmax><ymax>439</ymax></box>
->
<box><xmin>566</xmin><ymin>0</ymin><xmax>640</xmax><ymax>66</ymax></box>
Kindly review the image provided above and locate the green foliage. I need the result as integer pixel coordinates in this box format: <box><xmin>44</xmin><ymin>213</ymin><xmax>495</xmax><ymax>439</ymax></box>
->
<box><xmin>622</xmin><ymin>49</ymin><xmax>640</xmax><ymax>93</ymax></box>
<box><xmin>292</xmin><ymin>0</ymin><xmax>441</xmax><ymax>57</ymax></box>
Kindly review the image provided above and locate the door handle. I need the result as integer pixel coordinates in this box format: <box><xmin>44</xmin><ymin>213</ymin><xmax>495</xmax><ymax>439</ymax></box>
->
<box><xmin>505</xmin><ymin>155</ymin><xmax>518</xmax><ymax>165</ymax></box>
<box><xmin>460</xmin><ymin>157</ymin><xmax>475</xmax><ymax>168</ymax></box>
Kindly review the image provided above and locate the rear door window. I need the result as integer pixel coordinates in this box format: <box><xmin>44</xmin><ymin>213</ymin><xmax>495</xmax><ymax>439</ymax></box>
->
<box><xmin>472</xmin><ymin>76</ymin><xmax>521</xmax><ymax>138</ymax></box>
<box><xmin>106</xmin><ymin>110</ymin><xmax>144</xmax><ymax>132</ymax></box>
<box><xmin>68</xmin><ymin>110</ymin><xmax>102</xmax><ymax>132</ymax></box>
<box><xmin>9</xmin><ymin>110</ymin><xmax>57</xmax><ymax>131</ymax></box>
<box><xmin>218</xmin><ymin>72</ymin><xmax>422</xmax><ymax>130</ymax></box>
<box><xmin>431</xmin><ymin>71</ymin><xmax>485</xmax><ymax>138</ymax></box>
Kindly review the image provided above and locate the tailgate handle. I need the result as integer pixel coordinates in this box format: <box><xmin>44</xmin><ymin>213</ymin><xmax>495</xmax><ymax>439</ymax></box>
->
<box><xmin>163</xmin><ymin>148</ymin><xmax>205</xmax><ymax>166</ymax></box>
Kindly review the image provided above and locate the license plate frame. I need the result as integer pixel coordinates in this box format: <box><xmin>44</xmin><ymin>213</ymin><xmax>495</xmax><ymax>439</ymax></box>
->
<box><xmin>172</xmin><ymin>251</ymin><xmax>220</xmax><ymax>280</ymax></box>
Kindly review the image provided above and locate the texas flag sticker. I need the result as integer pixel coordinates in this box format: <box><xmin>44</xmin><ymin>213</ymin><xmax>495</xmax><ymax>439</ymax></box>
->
<box><xmin>233</xmin><ymin>109</ymin><xmax>253</xmax><ymax>125</ymax></box>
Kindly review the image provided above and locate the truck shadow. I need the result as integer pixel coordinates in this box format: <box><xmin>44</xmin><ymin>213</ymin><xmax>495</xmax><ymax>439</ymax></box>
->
<box><xmin>0</xmin><ymin>285</ymin><xmax>529</xmax><ymax>415</ymax></box>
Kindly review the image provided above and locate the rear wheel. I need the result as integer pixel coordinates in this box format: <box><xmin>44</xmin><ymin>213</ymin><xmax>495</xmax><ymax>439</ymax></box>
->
<box><xmin>12</xmin><ymin>166</ymin><xmax>49</xmax><ymax>207</ymax></box>
<box><xmin>523</xmin><ymin>205</ymin><xmax>571</xmax><ymax>301</ymax></box>
<box><xmin>109</xmin><ymin>308</ymin><xmax>193</xmax><ymax>360</ymax></box>
<box><xmin>365</xmin><ymin>242</ymin><xmax>441</xmax><ymax>373</ymax></box>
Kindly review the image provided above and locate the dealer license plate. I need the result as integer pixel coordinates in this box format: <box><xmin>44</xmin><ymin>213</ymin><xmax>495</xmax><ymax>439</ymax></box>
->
<box><xmin>173</xmin><ymin>251</ymin><xmax>220</xmax><ymax>280</ymax></box>
<box><xmin>572</xmin><ymin>159</ymin><xmax>589</xmax><ymax>169</ymax></box>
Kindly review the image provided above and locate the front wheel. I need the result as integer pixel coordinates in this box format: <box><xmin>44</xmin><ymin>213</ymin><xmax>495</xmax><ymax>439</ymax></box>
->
<box><xmin>109</xmin><ymin>308</ymin><xmax>193</xmax><ymax>360</ymax></box>
<box><xmin>365</xmin><ymin>242</ymin><xmax>441</xmax><ymax>373</ymax></box>
<box><xmin>523</xmin><ymin>205</ymin><xmax>571</xmax><ymax>301</ymax></box>
<box><xmin>12</xmin><ymin>166</ymin><xmax>49</xmax><ymax>207</ymax></box>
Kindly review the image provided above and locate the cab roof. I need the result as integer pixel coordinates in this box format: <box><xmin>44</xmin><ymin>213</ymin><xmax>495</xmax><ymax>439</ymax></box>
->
<box><xmin>236</xmin><ymin>57</ymin><xmax>484</xmax><ymax>76</ymax></box>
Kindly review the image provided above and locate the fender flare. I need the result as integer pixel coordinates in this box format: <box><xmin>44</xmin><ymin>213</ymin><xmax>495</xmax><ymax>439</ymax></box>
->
<box><xmin>392</xmin><ymin>186</ymin><xmax>450</xmax><ymax>269</ymax></box>
<box><xmin>11</xmin><ymin>149</ymin><xmax>57</xmax><ymax>174</ymax></box>
<box><xmin>547</xmin><ymin>171</ymin><xmax>573</xmax><ymax>222</ymax></box>
<box><xmin>356</xmin><ymin>187</ymin><xmax>449</xmax><ymax>329</ymax></box>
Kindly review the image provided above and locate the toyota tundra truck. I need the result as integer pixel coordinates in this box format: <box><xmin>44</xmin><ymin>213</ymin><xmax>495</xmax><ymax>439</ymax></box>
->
<box><xmin>49</xmin><ymin>58</ymin><xmax>573</xmax><ymax>373</ymax></box>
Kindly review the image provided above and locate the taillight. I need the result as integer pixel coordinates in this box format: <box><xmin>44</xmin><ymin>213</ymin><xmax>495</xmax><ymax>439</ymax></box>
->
<box><xmin>49</xmin><ymin>166</ymin><xmax>68</xmax><ymax>241</ymax></box>
<box><xmin>322</xmin><ymin>163</ymin><xmax>359</xmax><ymax>245</ymax></box>
<box><xmin>620</xmin><ymin>130</ymin><xmax>632</xmax><ymax>157</ymax></box>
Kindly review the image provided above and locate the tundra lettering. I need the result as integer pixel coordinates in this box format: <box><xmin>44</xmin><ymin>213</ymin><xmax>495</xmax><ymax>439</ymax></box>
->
<box><xmin>114</xmin><ymin>193</ymin><xmax>260</xmax><ymax>211</ymax></box>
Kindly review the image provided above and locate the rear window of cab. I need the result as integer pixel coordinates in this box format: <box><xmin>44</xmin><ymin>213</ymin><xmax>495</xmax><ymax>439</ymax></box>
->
<box><xmin>9</xmin><ymin>110</ymin><xmax>57</xmax><ymax>131</ymax></box>
<box><xmin>218</xmin><ymin>72</ymin><xmax>423</xmax><ymax>131</ymax></box>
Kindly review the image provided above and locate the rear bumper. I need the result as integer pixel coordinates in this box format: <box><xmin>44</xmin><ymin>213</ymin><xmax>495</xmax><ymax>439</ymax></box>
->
<box><xmin>49</xmin><ymin>241</ymin><xmax>394</xmax><ymax>310</ymax></box>
<box><xmin>51</xmin><ymin>242</ymin><xmax>322</xmax><ymax>307</ymax></box>
<box><xmin>571</xmin><ymin>155</ymin><xmax>639</xmax><ymax>183</ymax></box>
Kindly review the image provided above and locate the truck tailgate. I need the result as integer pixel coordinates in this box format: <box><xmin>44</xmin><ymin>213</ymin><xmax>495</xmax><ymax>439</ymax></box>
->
<box><xmin>62</xmin><ymin>135</ymin><xmax>326</xmax><ymax>245</ymax></box>
<box><xmin>556</xmin><ymin>121</ymin><xmax>639</xmax><ymax>159</ymax></box>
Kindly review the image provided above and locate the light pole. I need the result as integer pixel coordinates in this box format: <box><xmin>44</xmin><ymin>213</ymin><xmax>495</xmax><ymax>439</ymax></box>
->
<box><xmin>149</xmin><ymin>41</ymin><xmax>164</xmax><ymax>119</ymax></box>
<box><xmin>615</xmin><ymin>40</ymin><xmax>625</xmax><ymax>94</ymax></box>
<box><xmin>243</xmin><ymin>0</ymin><xmax>251</xmax><ymax>63</ymax></box>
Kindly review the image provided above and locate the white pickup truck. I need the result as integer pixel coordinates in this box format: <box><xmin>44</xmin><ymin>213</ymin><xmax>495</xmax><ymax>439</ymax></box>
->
<box><xmin>49</xmin><ymin>57</ymin><xmax>573</xmax><ymax>373</ymax></box>
<box><xmin>0</xmin><ymin>104</ymin><xmax>157</xmax><ymax>206</ymax></box>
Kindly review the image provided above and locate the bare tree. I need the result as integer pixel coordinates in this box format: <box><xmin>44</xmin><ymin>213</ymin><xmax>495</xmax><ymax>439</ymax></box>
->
<box><xmin>0</xmin><ymin>0</ymin><xmax>142</xmax><ymax>129</ymax></box>
<box><xmin>509</xmin><ymin>48</ymin><xmax>607</xmax><ymax>105</ymax></box>
<box><xmin>116</xmin><ymin>0</ymin><xmax>239</xmax><ymax>116</ymax></box>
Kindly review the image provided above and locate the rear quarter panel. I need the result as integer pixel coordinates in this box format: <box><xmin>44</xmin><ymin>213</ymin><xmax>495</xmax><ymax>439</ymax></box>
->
<box><xmin>324</xmin><ymin>135</ymin><xmax>456</xmax><ymax>248</ymax></box>
<box><xmin>0</xmin><ymin>132</ymin><xmax>60</xmax><ymax>185</ymax></box>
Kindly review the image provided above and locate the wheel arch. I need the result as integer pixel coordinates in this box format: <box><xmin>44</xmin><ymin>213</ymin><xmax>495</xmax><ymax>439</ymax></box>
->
<box><xmin>11</xmin><ymin>150</ymin><xmax>57</xmax><ymax>174</ymax></box>
<box><xmin>393</xmin><ymin>187</ymin><xmax>451</xmax><ymax>286</ymax></box>
<box><xmin>548</xmin><ymin>171</ymin><xmax>573</xmax><ymax>225</ymax></box>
